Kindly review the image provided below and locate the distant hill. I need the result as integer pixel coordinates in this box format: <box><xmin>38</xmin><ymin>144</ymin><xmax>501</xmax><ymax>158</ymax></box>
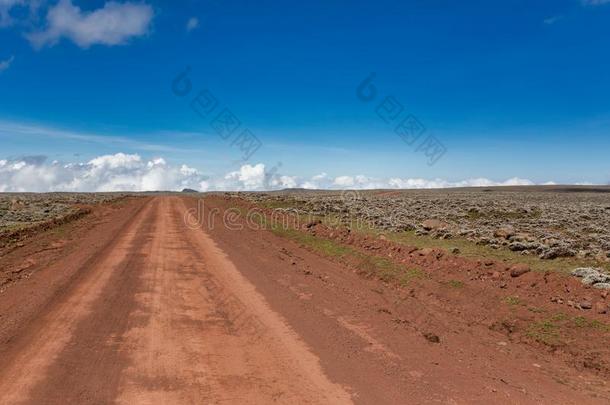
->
<box><xmin>181</xmin><ymin>188</ymin><xmax>198</xmax><ymax>193</ymax></box>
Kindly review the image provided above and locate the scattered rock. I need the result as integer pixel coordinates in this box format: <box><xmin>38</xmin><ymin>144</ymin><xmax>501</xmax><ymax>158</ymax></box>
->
<box><xmin>305</xmin><ymin>220</ymin><xmax>322</xmax><ymax>229</ymax></box>
<box><xmin>494</xmin><ymin>225</ymin><xmax>515</xmax><ymax>240</ymax></box>
<box><xmin>509</xmin><ymin>242</ymin><xmax>539</xmax><ymax>252</ymax></box>
<box><xmin>579</xmin><ymin>301</ymin><xmax>593</xmax><ymax>310</ymax></box>
<box><xmin>421</xmin><ymin>219</ymin><xmax>450</xmax><ymax>231</ymax></box>
<box><xmin>539</xmin><ymin>246</ymin><xmax>575</xmax><ymax>260</ymax></box>
<box><xmin>450</xmin><ymin>247</ymin><xmax>460</xmax><ymax>254</ymax></box>
<box><xmin>419</xmin><ymin>247</ymin><xmax>434</xmax><ymax>256</ymax></box>
<box><xmin>423</xmin><ymin>332</ymin><xmax>440</xmax><ymax>343</ymax></box>
<box><xmin>510</xmin><ymin>264</ymin><xmax>530</xmax><ymax>278</ymax></box>
<box><xmin>572</xmin><ymin>268</ymin><xmax>610</xmax><ymax>287</ymax></box>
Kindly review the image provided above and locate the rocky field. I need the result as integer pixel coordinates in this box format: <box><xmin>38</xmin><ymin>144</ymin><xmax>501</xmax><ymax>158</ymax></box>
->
<box><xmin>0</xmin><ymin>193</ymin><xmax>130</xmax><ymax>237</ymax></box>
<box><xmin>240</xmin><ymin>186</ymin><xmax>610</xmax><ymax>266</ymax></box>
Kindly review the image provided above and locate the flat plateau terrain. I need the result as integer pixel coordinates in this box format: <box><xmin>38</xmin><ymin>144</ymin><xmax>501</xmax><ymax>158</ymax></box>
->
<box><xmin>0</xmin><ymin>188</ymin><xmax>609</xmax><ymax>404</ymax></box>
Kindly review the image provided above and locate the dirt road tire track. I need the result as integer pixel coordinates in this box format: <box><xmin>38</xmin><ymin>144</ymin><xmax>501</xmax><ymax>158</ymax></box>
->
<box><xmin>0</xmin><ymin>197</ymin><xmax>352</xmax><ymax>404</ymax></box>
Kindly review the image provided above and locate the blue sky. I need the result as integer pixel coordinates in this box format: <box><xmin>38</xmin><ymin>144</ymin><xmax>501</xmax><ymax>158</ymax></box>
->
<box><xmin>1</xmin><ymin>0</ymin><xmax>609</xmax><ymax>191</ymax></box>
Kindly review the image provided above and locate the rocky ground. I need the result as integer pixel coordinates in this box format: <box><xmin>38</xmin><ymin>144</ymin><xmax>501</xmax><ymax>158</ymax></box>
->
<box><xmin>0</xmin><ymin>193</ymin><xmax>134</xmax><ymax>258</ymax></box>
<box><xmin>0</xmin><ymin>193</ymin><xmax>130</xmax><ymax>235</ymax></box>
<box><xmin>240</xmin><ymin>187</ymin><xmax>610</xmax><ymax>266</ymax></box>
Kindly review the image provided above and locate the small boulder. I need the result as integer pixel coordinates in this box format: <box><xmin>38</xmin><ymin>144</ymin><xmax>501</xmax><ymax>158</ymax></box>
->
<box><xmin>494</xmin><ymin>225</ymin><xmax>515</xmax><ymax>240</ymax></box>
<box><xmin>423</xmin><ymin>332</ymin><xmax>440</xmax><ymax>343</ymax></box>
<box><xmin>421</xmin><ymin>219</ymin><xmax>449</xmax><ymax>231</ymax></box>
<box><xmin>305</xmin><ymin>220</ymin><xmax>322</xmax><ymax>229</ymax></box>
<box><xmin>539</xmin><ymin>246</ymin><xmax>576</xmax><ymax>260</ymax></box>
<box><xmin>509</xmin><ymin>242</ymin><xmax>539</xmax><ymax>252</ymax></box>
<box><xmin>579</xmin><ymin>301</ymin><xmax>593</xmax><ymax>310</ymax></box>
<box><xmin>510</xmin><ymin>264</ymin><xmax>530</xmax><ymax>278</ymax></box>
<box><xmin>419</xmin><ymin>247</ymin><xmax>434</xmax><ymax>256</ymax></box>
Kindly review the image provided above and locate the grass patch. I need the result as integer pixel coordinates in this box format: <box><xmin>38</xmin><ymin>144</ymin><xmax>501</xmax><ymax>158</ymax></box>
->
<box><xmin>573</xmin><ymin>316</ymin><xmax>610</xmax><ymax>332</ymax></box>
<box><xmin>526</xmin><ymin>312</ymin><xmax>608</xmax><ymax>346</ymax></box>
<box><xmin>263</xmin><ymin>216</ymin><xmax>426</xmax><ymax>286</ymax></box>
<box><xmin>504</xmin><ymin>296</ymin><xmax>523</xmax><ymax>306</ymax></box>
<box><xmin>526</xmin><ymin>316</ymin><xmax>564</xmax><ymax>346</ymax></box>
<box><xmin>274</xmin><ymin>227</ymin><xmax>352</xmax><ymax>258</ymax></box>
<box><xmin>442</xmin><ymin>279</ymin><xmax>464</xmax><ymax>288</ymax></box>
<box><xmin>396</xmin><ymin>268</ymin><xmax>425</xmax><ymax>286</ymax></box>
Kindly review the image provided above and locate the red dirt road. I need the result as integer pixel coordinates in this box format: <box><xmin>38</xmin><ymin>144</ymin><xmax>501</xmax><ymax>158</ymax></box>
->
<box><xmin>0</xmin><ymin>196</ymin><xmax>608</xmax><ymax>404</ymax></box>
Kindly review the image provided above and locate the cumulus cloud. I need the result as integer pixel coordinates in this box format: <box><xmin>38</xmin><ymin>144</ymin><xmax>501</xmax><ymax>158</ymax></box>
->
<box><xmin>0</xmin><ymin>55</ymin><xmax>14</xmax><ymax>72</ymax></box>
<box><xmin>186</xmin><ymin>17</ymin><xmax>198</xmax><ymax>32</ymax></box>
<box><xmin>0</xmin><ymin>154</ymin><xmax>563</xmax><ymax>193</ymax></box>
<box><xmin>224</xmin><ymin>163</ymin><xmax>266</xmax><ymax>189</ymax></box>
<box><xmin>27</xmin><ymin>0</ymin><xmax>154</xmax><ymax>49</ymax></box>
<box><xmin>333</xmin><ymin>175</ymin><xmax>355</xmax><ymax>187</ymax></box>
<box><xmin>0</xmin><ymin>153</ymin><xmax>203</xmax><ymax>192</ymax></box>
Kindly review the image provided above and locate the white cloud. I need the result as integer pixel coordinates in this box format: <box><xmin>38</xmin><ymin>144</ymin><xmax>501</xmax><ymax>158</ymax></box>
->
<box><xmin>0</xmin><ymin>154</ymin><xmax>572</xmax><ymax>193</ymax></box>
<box><xmin>224</xmin><ymin>163</ymin><xmax>266</xmax><ymax>189</ymax></box>
<box><xmin>386</xmin><ymin>177</ymin><xmax>534</xmax><ymax>189</ymax></box>
<box><xmin>0</xmin><ymin>153</ymin><xmax>202</xmax><ymax>192</ymax></box>
<box><xmin>27</xmin><ymin>0</ymin><xmax>154</xmax><ymax>49</ymax></box>
<box><xmin>272</xmin><ymin>175</ymin><xmax>298</xmax><ymax>189</ymax></box>
<box><xmin>186</xmin><ymin>17</ymin><xmax>198</xmax><ymax>32</ymax></box>
<box><xmin>0</xmin><ymin>55</ymin><xmax>14</xmax><ymax>72</ymax></box>
<box><xmin>333</xmin><ymin>175</ymin><xmax>354</xmax><ymax>187</ymax></box>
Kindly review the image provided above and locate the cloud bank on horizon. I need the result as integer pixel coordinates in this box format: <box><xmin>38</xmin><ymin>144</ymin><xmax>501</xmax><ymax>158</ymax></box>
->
<box><xmin>0</xmin><ymin>153</ymin><xmax>563</xmax><ymax>193</ymax></box>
